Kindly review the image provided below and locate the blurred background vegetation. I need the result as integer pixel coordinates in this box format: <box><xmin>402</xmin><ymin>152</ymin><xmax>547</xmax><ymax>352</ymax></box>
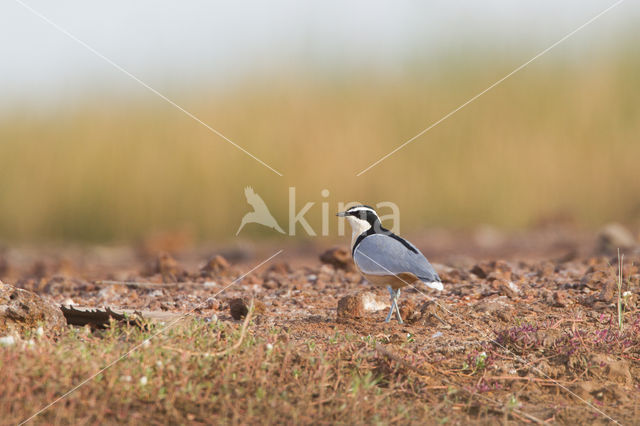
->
<box><xmin>0</xmin><ymin>2</ymin><xmax>638</xmax><ymax>242</ymax></box>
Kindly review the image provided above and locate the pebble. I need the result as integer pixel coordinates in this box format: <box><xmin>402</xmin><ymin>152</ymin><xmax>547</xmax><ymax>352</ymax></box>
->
<box><xmin>204</xmin><ymin>281</ymin><xmax>217</xmax><ymax>289</ymax></box>
<box><xmin>0</xmin><ymin>335</ymin><xmax>16</xmax><ymax>346</ymax></box>
<box><xmin>148</xmin><ymin>289</ymin><xmax>163</xmax><ymax>298</ymax></box>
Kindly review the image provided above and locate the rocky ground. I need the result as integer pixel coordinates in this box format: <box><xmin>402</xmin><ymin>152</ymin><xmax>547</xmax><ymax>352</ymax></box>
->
<box><xmin>1</xmin><ymin>224</ymin><xmax>639</xmax><ymax>424</ymax></box>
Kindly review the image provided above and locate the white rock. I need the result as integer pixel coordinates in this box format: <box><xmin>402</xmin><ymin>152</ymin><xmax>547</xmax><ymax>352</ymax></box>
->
<box><xmin>36</xmin><ymin>326</ymin><xmax>44</xmax><ymax>336</ymax></box>
<box><xmin>148</xmin><ymin>290</ymin><xmax>163</xmax><ymax>298</ymax></box>
<box><xmin>361</xmin><ymin>292</ymin><xmax>389</xmax><ymax>312</ymax></box>
<box><xmin>62</xmin><ymin>298</ymin><xmax>75</xmax><ymax>306</ymax></box>
<box><xmin>203</xmin><ymin>281</ymin><xmax>217</xmax><ymax>289</ymax></box>
<box><xmin>431</xmin><ymin>331</ymin><xmax>443</xmax><ymax>339</ymax></box>
<box><xmin>508</xmin><ymin>281</ymin><xmax>520</xmax><ymax>294</ymax></box>
<box><xmin>139</xmin><ymin>376</ymin><xmax>148</xmax><ymax>386</ymax></box>
<box><xmin>0</xmin><ymin>336</ymin><xmax>16</xmax><ymax>346</ymax></box>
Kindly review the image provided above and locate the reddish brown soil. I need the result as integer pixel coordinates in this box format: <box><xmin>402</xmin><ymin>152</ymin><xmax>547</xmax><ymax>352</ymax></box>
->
<box><xmin>1</xmin><ymin>227</ymin><xmax>639</xmax><ymax>424</ymax></box>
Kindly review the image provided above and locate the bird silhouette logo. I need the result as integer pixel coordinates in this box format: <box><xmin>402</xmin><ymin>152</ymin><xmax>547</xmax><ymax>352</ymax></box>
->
<box><xmin>236</xmin><ymin>187</ymin><xmax>285</xmax><ymax>235</ymax></box>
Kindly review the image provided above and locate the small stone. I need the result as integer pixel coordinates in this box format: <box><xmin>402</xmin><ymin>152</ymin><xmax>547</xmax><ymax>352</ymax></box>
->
<box><xmin>201</xmin><ymin>255</ymin><xmax>230</xmax><ymax>277</ymax></box>
<box><xmin>265</xmin><ymin>262</ymin><xmax>290</xmax><ymax>276</ymax></box>
<box><xmin>204</xmin><ymin>297</ymin><xmax>219</xmax><ymax>310</ymax></box>
<box><xmin>320</xmin><ymin>248</ymin><xmax>356</xmax><ymax>272</ymax></box>
<box><xmin>228</xmin><ymin>298</ymin><xmax>265</xmax><ymax>320</ymax></box>
<box><xmin>262</xmin><ymin>280</ymin><xmax>278</xmax><ymax>290</ymax></box>
<box><xmin>597</xmin><ymin>223</ymin><xmax>636</xmax><ymax>255</ymax></box>
<box><xmin>0</xmin><ymin>283</ymin><xmax>66</xmax><ymax>334</ymax></box>
<box><xmin>229</xmin><ymin>298</ymin><xmax>248</xmax><ymax>320</ymax></box>
<box><xmin>360</xmin><ymin>292</ymin><xmax>388</xmax><ymax>312</ymax></box>
<box><xmin>552</xmin><ymin>291</ymin><xmax>569</xmax><ymax>307</ymax></box>
<box><xmin>399</xmin><ymin>299</ymin><xmax>418</xmax><ymax>323</ymax></box>
<box><xmin>337</xmin><ymin>295</ymin><xmax>364</xmax><ymax>320</ymax></box>
<box><xmin>203</xmin><ymin>281</ymin><xmax>217</xmax><ymax>289</ymax></box>
<box><xmin>581</xmin><ymin>271</ymin><xmax>609</xmax><ymax>290</ymax></box>
<box><xmin>499</xmin><ymin>280</ymin><xmax>519</xmax><ymax>298</ymax></box>
<box><xmin>146</xmin><ymin>253</ymin><xmax>187</xmax><ymax>281</ymax></box>
<box><xmin>470</xmin><ymin>260</ymin><xmax>511</xmax><ymax>280</ymax></box>
<box><xmin>337</xmin><ymin>292</ymin><xmax>389</xmax><ymax>321</ymax></box>
<box><xmin>0</xmin><ymin>335</ymin><xmax>15</xmax><ymax>346</ymax></box>
<box><xmin>148</xmin><ymin>290</ymin><xmax>163</xmax><ymax>298</ymax></box>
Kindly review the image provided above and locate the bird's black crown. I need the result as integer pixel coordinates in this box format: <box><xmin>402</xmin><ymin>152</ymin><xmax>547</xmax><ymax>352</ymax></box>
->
<box><xmin>345</xmin><ymin>205</ymin><xmax>380</xmax><ymax>225</ymax></box>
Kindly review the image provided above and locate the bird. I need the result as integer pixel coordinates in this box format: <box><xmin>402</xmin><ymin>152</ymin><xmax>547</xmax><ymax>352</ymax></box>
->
<box><xmin>236</xmin><ymin>187</ymin><xmax>285</xmax><ymax>235</ymax></box>
<box><xmin>337</xmin><ymin>205</ymin><xmax>443</xmax><ymax>323</ymax></box>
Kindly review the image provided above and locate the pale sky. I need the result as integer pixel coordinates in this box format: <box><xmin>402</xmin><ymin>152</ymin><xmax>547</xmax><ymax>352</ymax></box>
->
<box><xmin>0</xmin><ymin>0</ymin><xmax>637</xmax><ymax>107</ymax></box>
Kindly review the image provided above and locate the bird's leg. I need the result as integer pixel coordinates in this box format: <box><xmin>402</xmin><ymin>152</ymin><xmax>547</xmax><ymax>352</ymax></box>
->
<box><xmin>385</xmin><ymin>286</ymin><xmax>395</xmax><ymax>323</ymax></box>
<box><xmin>394</xmin><ymin>289</ymin><xmax>403</xmax><ymax>324</ymax></box>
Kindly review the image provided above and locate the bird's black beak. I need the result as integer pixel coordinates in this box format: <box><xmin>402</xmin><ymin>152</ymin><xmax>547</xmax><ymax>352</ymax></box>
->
<box><xmin>336</xmin><ymin>211</ymin><xmax>347</xmax><ymax>217</ymax></box>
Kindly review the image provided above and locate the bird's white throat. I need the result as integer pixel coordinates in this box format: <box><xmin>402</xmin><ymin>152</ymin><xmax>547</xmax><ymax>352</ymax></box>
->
<box><xmin>346</xmin><ymin>216</ymin><xmax>372</xmax><ymax>248</ymax></box>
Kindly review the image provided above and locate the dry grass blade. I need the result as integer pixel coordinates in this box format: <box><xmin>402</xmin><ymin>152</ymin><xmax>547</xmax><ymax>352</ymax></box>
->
<box><xmin>375</xmin><ymin>344</ymin><xmax>546</xmax><ymax>424</ymax></box>
<box><xmin>164</xmin><ymin>299</ymin><xmax>254</xmax><ymax>357</ymax></box>
<box><xmin>375</xmin><ymin>344</ymin><xmax>429</xmax><ymax>375</ymax></box>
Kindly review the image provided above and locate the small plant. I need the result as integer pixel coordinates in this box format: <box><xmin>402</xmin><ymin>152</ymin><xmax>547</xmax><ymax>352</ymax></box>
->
<box><xmin>475</xmin><ymin>352</ymin><xmax>487</xmax><ymax>370</ymax></box>
<box><xmin>506</xmin><ymin>394</ymin><xmax>520</xmax><ymax>411</ymax></box>
<box><xmin>462</xmin><ymin>351</ymin><xmax>490</xmax><ymax>374</ymax></box>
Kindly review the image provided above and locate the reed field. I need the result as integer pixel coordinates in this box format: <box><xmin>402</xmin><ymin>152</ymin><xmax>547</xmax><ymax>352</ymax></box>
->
<box><xmin>0</xmin><ymin>49</ymin><xmax>639</xmax><ymax>242</ymax></box>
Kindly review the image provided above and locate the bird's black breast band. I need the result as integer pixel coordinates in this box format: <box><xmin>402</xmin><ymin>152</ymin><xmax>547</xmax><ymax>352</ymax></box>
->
<box><xmin>352</xmin><ymin>228</ymin><xmax>419</xmax><ymax>257</ymax></box>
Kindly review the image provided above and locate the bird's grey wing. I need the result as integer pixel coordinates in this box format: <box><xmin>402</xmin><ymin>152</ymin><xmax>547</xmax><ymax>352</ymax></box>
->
<box><xmin>353</xmin><ymin>234</ymin><xmax>440</xmax><ymax>282</ymax></box>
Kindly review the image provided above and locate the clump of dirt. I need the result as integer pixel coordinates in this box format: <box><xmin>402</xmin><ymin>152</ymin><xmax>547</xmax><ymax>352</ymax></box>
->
<box><xmin>200</xmin><ymin>255</ymin><xmax>231</xmax><ymax>278</ymax></box>
<box><xmin>144</xmin><ymin>252</ymin><xmax>189</xmax><ymax>282</ymax></box>
<box><xmin>320</xmin><ymin>247</ymin><xmax>356</xmax><ymax>271</ymax></box>
<box><xmin>228</xmin><ymin>298</ymin><xmax>266</xmax><ymax>320</ymax></box>
<box><xmin>337</xmin><ymin>294</ymin><xmax>365</xmax><ymax>320</ymax></box>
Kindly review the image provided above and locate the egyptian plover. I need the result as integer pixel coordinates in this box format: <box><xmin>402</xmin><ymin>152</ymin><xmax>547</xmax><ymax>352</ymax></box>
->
<box><xmin>337</xmin><ymin>205</ymin><xmax>443</xmax><ymax>323</ymax></box>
